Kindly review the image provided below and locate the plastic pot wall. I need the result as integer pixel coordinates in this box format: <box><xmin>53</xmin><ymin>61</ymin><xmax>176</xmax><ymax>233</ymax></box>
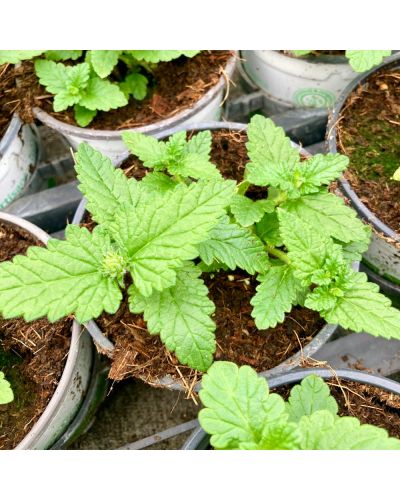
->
<box><xmin>32</xmin><ymin>53</ymin><xmax>237</xmax><ymax>165</ymax></box>
<box><xmin>0</xmin><ymin>212</ymin><xmax>94</xmax><ymax>449</ymax></box>
<box><xmin>72</xmin><ymin>120</ymin><xmax>340</xmax><ymax>391</ymax></box>
<box><xmin>182</xmin><ymin>367</ymin><xmax>400</xmax><ymax>449</ymax></box>
<box><xmin>241</xmin><ymin>50</ymin><xmax>357</xmax><ymax>109</ymax></box>
<box><xmin>0</xmin><ymin>114</ymin><xmax>40</xmax><ymax>210</ymax></box>
<box><xmin>326</xmin><ymin>53</ymin><xmax>400</xmax><ymax>300</ymax></box>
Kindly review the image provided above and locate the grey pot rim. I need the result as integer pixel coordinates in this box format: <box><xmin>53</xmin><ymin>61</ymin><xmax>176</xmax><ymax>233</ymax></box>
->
<box><xmin>0</xmin><ymin>113</ymin><xmax>22</xmax><ymax>156</ymax></box>
<box><xmin>182</xmin><ymin>367</ymin><xmax>400</xmax><ymax>449</ymax></box>
<box><xmin>326</xmin><ymin>52</ymin><xmax>400</xmax><ymax>244</ymax></box>
<box><xmin>72</xmin><ymin>120</ymin><xmax>343</xmax><ymax>391</ymax></box>
<box><xmin>32</xmin><ymin>52</ymin><xmax>238</xmax><ymax>141</ymax></box>
<box><xmin>0</xmin><ymin>211</ymin><xmax>83</xmax><ymax>449</ymax></box>
<box><xmin>242</xmin><ymin>50</ymin><xmax>353</xmax><ymax>67</ymax></box>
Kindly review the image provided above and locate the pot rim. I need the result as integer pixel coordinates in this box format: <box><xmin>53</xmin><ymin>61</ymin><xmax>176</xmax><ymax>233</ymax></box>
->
<box><xmin>182</xmin><ymin>367</ymin><xmax>400</xmax><ymax>449</ymax></box>
<box><xmin>73</xmin><ymin>120</ymin><xmax>342</xmax><ymax>391</ymax></box>
<box><xmin>0</xmin><ymin>113</ymin><xmax>22</xmax><ymax>157</ymax></box>
<box><xmin>32</xmin><ymin>52</ymin><xmax>238</xmax><ymax>140</ymax></box>
<box><xmin>0</xmin><ymin>211</ymin><xmax>83</xmax><ymax>449</ymax></box>
<box><xmin>243</xmin><ymin>50</ymin><xmax>352</xmax><ymax>68</ymax></box>
<box><xmin>326</xmin><ymin>52</ymin><xmax>400</xmax><ymax>243</ymax></box>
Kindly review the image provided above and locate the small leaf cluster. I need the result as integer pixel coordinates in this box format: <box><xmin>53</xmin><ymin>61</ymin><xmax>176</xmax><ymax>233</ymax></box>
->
<box><xmin>0</xmin><ymin>371</ymin><xmax>13</xmax><ymax>405</ymax></box>
<box><xmin>0</xmin><ymin>115</ymin><xmax>399</xmax><ymax>374</ymax></box>
<box><xmin>198</xmin><ymin>361</ymin><xmax>400</xmax><ymax>450</ymax></box>
<box><xmin>290</xmin><ymin>50</ymin><xmax>391</xmax><ymax>72</ymax></box>
<box><xmin>0</xmin><ymin>50</ymin><xmax>200</xmax><ymax>126</ymax></box>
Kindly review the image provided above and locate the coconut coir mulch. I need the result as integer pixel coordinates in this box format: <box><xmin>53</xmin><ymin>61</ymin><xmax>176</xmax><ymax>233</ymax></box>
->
<box><xmin>0</xmin><ymin>222</ymin><xmax>72</xmax><ymax>449</ymax></box>
<box><xmin>338</xmin><ymin>65</ymin><xmax>400</xmax><ymax>233</ymax></box>
<box><xmin>0</xmin><ymin>51</ymin><xmax>233</xmax><ymax>134</ymax></box>
<box><xmin>83</xmin><ymin>129</ymin><xmax>325</xmax><ymax>388</ymax></box>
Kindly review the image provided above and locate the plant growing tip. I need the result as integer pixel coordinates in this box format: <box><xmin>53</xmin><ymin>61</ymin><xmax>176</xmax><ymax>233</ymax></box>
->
<box><xmin>0</xmin><ymin>114</ymin><xmax>399</xmax><ymax>374</ymax></box>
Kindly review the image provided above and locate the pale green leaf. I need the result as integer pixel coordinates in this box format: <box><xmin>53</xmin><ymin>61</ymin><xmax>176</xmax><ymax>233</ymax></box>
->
<box><xmin>298</xmin><ymin>154</ymin><xmax>349</xmax><ymax>194</ymax></box>
<box><xmin>0</xmin><ymin>50</ymin><xmax>44</xmax><ymax>64</ymax></box>
<box><xmin>0</xmin><ymin>372</ymin><xmax>14</xmax><ymax>405</ymax></box>
<box><xmin>34</xmin><ymin>59</ymin><xmax>69</xmax><ymax>94</ymax></box>
<box><xmin>345</xmin><ymin>50</ymin><xmax>391</xmax><ymax>72</ymax></box>
<box><xmin>0</xmin><ymin>225</ymin><xmax>123</xmax><ymax>324</ymax></box>
<box><xmin>291</xmin><ymin>50</ymin><xmax>312</xmax><ymax>57</ymax></box>
<box><xmin>89</xmin><ymin>50</ymin><xmax>121</xmax><ymax>78</ymax></box>
<box><xmin>230</xmin><ymin>195</ymin><xmax>273</xmax><ymax>227</ymax></box>
<box><xmin>140</xmin><ymin>172</ymin><xmax>178</xmax><ymax>194</ymax></box>
<box><xmin>79</xmin><ymin>77</ymin><xmax>127</xmax><ymax>111</ymax></box>
<box><xmin>198</xmin><ymin>215</ymin><xmax>269</xmax><ymax>274</ymax></box>
<box><xmin>250</xmin><ymin>265</ymin><xmax>300</xmax><ymax>329</ymax></box>
<box><xmin>175</xmin><ymin>153</ymin><xmax>221</xmax><ymax>180</ymax></box>
<box><xmin>74</xmin><ymin>104</ymin><xmax>97</xmax><ymax>127</ymax></box>
<box><xmin>393</xmin><ymin>167</ymin><xmax>400</xmax><ymax>181</ymax></box>
<box><xmin>130</xmin><ymin>50</ymin><xmax>200</xmax><ymax>63</ymax></box>
<box><xmin>186</xmin><ymin>131</ymin><xmax>212</xmax><ymax>157</ymax></box>
<box><xmin>255</xmin><ymin>212</ymin><xmax>282</xmax><ymax>246</ymax></box>
<box><xmin>119</xmin><ymin>72</ymin><xmax>148</xmax><ymax>100</ymax></box>
<box><xmin>129</xmin><ymin>262</ymin><xmax>216</xmax><ymax>371</ymax></box>
<box><xmin>45</xmin><ymin>50</ymin><xmax>82</xmax><ymax>61</ymax></box>
<box><xmin>122</xmin><ymin>131</ymin><xmax>168</xmax><ymax>168</ymax></box>
<box><xmin>286</xmin><ymin>375</ymin><xmax>338</xmax><ymax>422</ymax></box>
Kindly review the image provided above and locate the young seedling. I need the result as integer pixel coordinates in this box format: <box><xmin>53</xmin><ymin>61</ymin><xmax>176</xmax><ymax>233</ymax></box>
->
<box><xmin>0</xmin><ymin>115</ymin><xmax>399</xmax><ymax>375</ymax></box>
<box><xmin>0</xmin><ymin>50</ymin><xmax>200</xmax><ymax>126</ymax></box>
<box><xmin>0</xmin><ymin>371</ymin><xmax>13</xmax><ymax>405</ymax></box>
<box><xmin>290</xmin><ymin>50</ymin><xmax>391</xmax><ymax>72</ymax></box>
<box><xmin>198</xmin><ymin>361</ymin><xmax>400</xmax><ymax>450</ymax></box>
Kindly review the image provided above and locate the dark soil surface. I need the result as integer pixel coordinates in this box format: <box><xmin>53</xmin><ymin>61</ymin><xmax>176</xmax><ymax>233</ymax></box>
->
<box><xmin>5</xmin><ymin>51</ymin><xmax>233</xmax><ymax>131</ymax></box>
<box><xmin>338</xmin><ymin>66</ymin><xmax>400</xmax><ymax>233</ymax></box>
<box><xmin>82</xmin><ymin>129</ymin><xmax>325</xmax><ymax>387</ymax></box>
<box><xmin>0</xmin><ymin>221</ymin><xmax>72</xmax><ymax>449</ymax></box>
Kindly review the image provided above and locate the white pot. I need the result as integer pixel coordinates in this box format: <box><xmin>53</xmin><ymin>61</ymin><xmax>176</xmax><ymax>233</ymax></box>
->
<box><xmin>33</xmin><ymin>53</ymin><xmax>237</xmax><ymax>164</ymax></box>
<box><xmin>0</xmin><ymin>212</ymin><xmax>94</xmax><ymax>449</ymax></box>
<box><xmin>0</xmin><ymin>114</ymin><xmax>40</xmax><ymax>210</ymax></box>
<box><xmin>241</xmin><ymin>50</ymin><xmax>357</xmax><ymax>108</ymax></box>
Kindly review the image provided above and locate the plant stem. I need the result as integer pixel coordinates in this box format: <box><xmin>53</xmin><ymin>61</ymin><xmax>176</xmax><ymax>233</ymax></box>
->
<box><xmin>266</xmin><ymin>245</ymin><xmax>290</xmax><ymax>264</ymax></box>
<box><xmin>236</xmin><ymin>181</ymin><xmax>251</xmax><ymax>196</ymax></box>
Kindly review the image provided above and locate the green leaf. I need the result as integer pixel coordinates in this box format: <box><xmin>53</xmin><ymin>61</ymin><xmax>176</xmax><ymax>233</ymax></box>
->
<box><xmin>297</xmin><ymin>154</ymin><xmax>349</xmax><ymax>194</ymax></box>
<box><xmin>74</xmin><ymin>143</ymin><xmax>139</xmax><ymax>226</ymax></box>
<box><xmin>393</xmin><ymin>167</ymin><xmax>400</xmax><ymax>181</ymax></box>
<box><xmin>250</xmin><ymin>265</ymin><xmax>300</xmax><ymax>329</ymax></box>
<box><xmin>74</xmin><ymin>104</ymin><xmax>97</xmax><ymax>127</ymax></box>
<box><xmin>255</xmin><ymin>212</ymin><xmax>283</xmax><ymax>246</ymax></box>
<box><xmin>283</xmin><ymin>192</ymin><xmax>369</xmax><ymax>245</ymax></box>
<box><xmin>291</xmin><ymin>50</ymin><xmax>312</xmax><ymax>57</ymax></box>
<box><xmin>321</xmin><ymin>271</ymin><xmax>400</xmax><ymax>339</ymax></box>
<box><xmin>198</xmin><ymin>361</ymin><xmax>287</xmax><ymax>450</ymax></box>
<box><xmin>245</xmin><ymin>115</ymin><xmax>300</xmax><ymax>187</ymax></box>
<box><xmin>129</xmin><ymin>262</ymin><xmax>216</xmax><ymax>371</ymax></box>
<box><xmin>45</xmin><ymin>50</ymin><xmax>82</xmax><ymax>61</ymax></box>
<box><xmin>286</xmin><ymin>375</ymin><xmax>338</xmax><ymax>423</ymax></box>
<box><xmin>79</xmin><ymin>77</ymin><xmax>127</xmax><ymax>111</ymax></box>
<box><xmin>122</xmin><ymin>131</ymin><xmax>168</xmax><ymax>168</ymax></box>
<box><xmin>89</xmin><ymin>50</ymin><xmax>121</xmax><ymax>78</ymax></box>
<box><xmin>175</xmin><ymin>153</ymin><xmax>221</xmax><ymax>180</ymax></box>
<box><xmin>130</xmin><ymin>50</ymin><xmax>200</xmax><ymax>63</ymax></box>
<box><xmin>258</xmin><ymin>422</ymin><xmax>301</xmax><ymax>450</ymax></box>
<box><xmin>0</xmin><ymin>50</ymin><xmax>44</xmax><ymax>64</ymax></box>
<box><xmin>109</xmin><ymin>179</ymin><xmax>236</xmax><ymax>296</ymax></box>
<box><xmin>0</xmin><ymin>225</ymin><xmax>123</xmax><ymax>324</ymax></box>
<box><xmin>230</xmin><ymin>195</ymin><xmax>273</xmax><ymax>227</ymax></box>
<box><xmin>140</xmin><ymin>172</ymin><xmax>178</xmax><ymax>194</ymax></box>
<box><xmin>345</xmin><ymin>50</ymin><xmax>391</xmax><ymax>72</ymax></box>
<box><xmin>186</xmin><ymin>131</ymin><xmax>212</xmax><ymax>157</ymax></box>
<box><xmin>340</xmin><ymin>226</ymin><xmax>371</xmax><ymax>262</ymax></box>
<box><xmin>198</xmin><ymin>215</ymin><xmax>269</xmax><ymax>274</ymax></box>
<box><xmin>119</xmin><ymin>72</ymin><xmax>148</xmax><ymax>100</ymax></box>
<box><xmin>34</xmin><ymin>59</ymin><xmax>69</xmax><ymax>94</ymax></box>
<box><xmin>0</xmin><ymin>372</ymin><xmax>14</xmax><ymax>405</ymax></box>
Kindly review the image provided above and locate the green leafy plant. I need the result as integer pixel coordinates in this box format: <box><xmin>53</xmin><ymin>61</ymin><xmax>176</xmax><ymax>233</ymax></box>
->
<box><xmin>0</xmin><ymin>115</ymin><xmax>399</xmax><ymax>375</ymax></box>
<box><xmin>290</xmin><ymin>50</ymin><xmax>391</xmax><ymax>72</ymax></box>
<box><xmin>0</xmin><ymin>50</ymin><xmax>200</xmax><ymax>126</ymax></box>
<box><xmin>0</xmin><ymin>371</ymin><xmax>13</xmax><ymax>404</ymax></box>
<box><xmin>198</xmin><ymin>361</ymin><xmax>400</xmax><ymax>450</ymax></box>
<box><xmin>393</xmin><ymin>167</ymin><xmax>400</xmax><ymax>181</ymax></box>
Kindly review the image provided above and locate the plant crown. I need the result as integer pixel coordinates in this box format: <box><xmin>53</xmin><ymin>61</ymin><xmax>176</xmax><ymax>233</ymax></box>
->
<box><xmin>198</xmin><ymin>361</ymin><xmax>400</xmax><ymax>450</ymax></box>
<box><xmin>290</xmin><ymin>50</ymin><xmax>391</xmax><ymax>72</ymax></box>
<box><xmin>0</xmin><ymin>115</ymin><xmax>399</xmax><ymax>372</ymax></box>
<box><xmin>0</xmin><ymin>50</ymin><xmax>200</xmax><ymax>126</ymax></box>
<box><xmin>0</xmin><ymin>371</ymin><xmax>13</xmax><ymax>405</ymax></box>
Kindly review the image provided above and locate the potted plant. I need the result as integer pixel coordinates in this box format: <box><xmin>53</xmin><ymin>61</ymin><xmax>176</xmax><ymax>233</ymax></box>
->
<box><xmin>0</xmin><ymin>61</ymin><xmax>41</xmax><ymax>208</ymax></box>
<box><xmin>0</xmin><ymin>50</ymin><xmax>237</xmax><ymax>164</ymax></box>
<box><xmin>183</xmin><ymin>361</ymin><xmax>400</xmax><ymax>449</ymax></box>
<box><xmin>241</xmin><ymin>50</ymin><xmax>392</xmax><ymax>109</ymax></box>
<box><xmin>327</xmin><ymin>52</ymin><xmax>400</xmax><ymax>306</ymax></box>
<box><xmin>1</xmin><ymin>115</ymin><xmax>399</xmax><ymax>394</ymax></box>
<box><xmin>0</xmin><ymin>211</ymin><xmax>95</xmax><ymax>449</ymax></box>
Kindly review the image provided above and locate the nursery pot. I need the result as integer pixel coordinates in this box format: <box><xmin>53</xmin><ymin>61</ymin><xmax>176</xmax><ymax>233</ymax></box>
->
<box><xmin>182</xmin><ymin>367</ymin><xmax>400</xmax><ymax>449</ymax></box>
<box><xmin>241</xmin><ymin>51</ymin><xmax>358</xmax><ymax>110</ymax></box>
<box><xmin>0</xmin><ymin>114</ymin><xmax>40</xmax><ymax>210</ymax></box>
<box><xmin>32</xmin><ymin>53</ymin><xmax>237</xmax><ymax>165</ymax></box>
<box><xmin>72</xmin><ymin>121</ymin><xmax>341</xmax><ymax>391</ymax></box>
<box><xmin>327</xmin><ymin>53</ymin><xmax>400</xmax><ymax>304</ymax></box>
<box><xmin>0</xmin><ymin>211</ymin><xmax>94</xmax><ymax>449</ymax></box>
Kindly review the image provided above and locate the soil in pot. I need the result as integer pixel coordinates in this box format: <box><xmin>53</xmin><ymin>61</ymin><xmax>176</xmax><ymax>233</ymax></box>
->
<box><xmin>82</xmin><ymin>129</ymin><xmax>326</xmax><ymax>388</ymax></box>
<box><xmin>0</xmin><ymin>222</ymin><xmax>72</xmax><ymax>449</ymax></box>
<box><xmin>337</xmin><ymin>66</ymin><xmax>400</xmax><ymax>233</ymax></box>
<box><xmin>8</xmin><ymin>51</ymin><xmax>233</xmax><ymax>131</ymax></box>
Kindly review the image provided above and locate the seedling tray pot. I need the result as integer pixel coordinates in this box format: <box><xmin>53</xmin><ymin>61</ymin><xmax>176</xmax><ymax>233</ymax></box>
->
<box><xmin>182</xmin><ymin>367</ymin><xmax>400</xmax><ymax>449</ymax></box>
<box><xmin>327</xmin><ymin>52</ymin><xmax>400</xmax><ymax>298</ymax></box>
<box><xmin>32</xmin><ymin>53</ymin><xmax>237</xmax><ymax>165</ymax></box>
